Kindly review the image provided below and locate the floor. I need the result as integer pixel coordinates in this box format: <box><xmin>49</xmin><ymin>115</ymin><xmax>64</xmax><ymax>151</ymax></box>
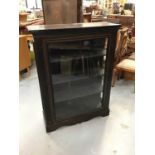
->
<box><xmin>19</xmin><ymin>63</ymin><xmax>134</xmax><ymax>155</ymax></box>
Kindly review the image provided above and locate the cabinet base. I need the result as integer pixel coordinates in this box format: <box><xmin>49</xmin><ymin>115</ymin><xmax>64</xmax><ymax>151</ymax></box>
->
<box><xmin>45</xmin><ymin>108</ymin><xmax>110</xmax><ymax>132</ymax></box>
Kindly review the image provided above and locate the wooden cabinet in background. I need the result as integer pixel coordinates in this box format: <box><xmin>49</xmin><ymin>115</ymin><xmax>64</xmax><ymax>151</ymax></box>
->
<box><xmin>42</xmin><ymin>0</ymin><xmax>83</xmax><ymax>24</ymax></box>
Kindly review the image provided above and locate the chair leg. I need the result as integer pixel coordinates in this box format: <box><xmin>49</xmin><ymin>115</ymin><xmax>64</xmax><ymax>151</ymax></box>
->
<box><xmin>112</xmin><ymin>68</ymin><xmax>118</xmax><ymax>87</ymax></box>
<box><xmin>27</xmin><ymin>67</ymin><xmax>30</xmax><ymax>77</ymax></box>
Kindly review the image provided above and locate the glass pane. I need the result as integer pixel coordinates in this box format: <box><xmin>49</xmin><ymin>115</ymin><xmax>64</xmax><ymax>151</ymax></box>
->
<box><xmin>48</xmin><ymin>38</ymin><xmax>108</xmax><ymax>121</ymax></box>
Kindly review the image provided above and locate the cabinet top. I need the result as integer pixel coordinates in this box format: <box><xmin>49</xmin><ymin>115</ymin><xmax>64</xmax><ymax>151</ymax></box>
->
<box><xmin>28</xmin><ymin>22</ymin><xmax>120</xmax><ymax>33</ymax></box>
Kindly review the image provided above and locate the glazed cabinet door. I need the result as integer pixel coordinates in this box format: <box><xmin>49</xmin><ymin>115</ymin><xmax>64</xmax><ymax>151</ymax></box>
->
<box><xmin>46</xmin><ymin>37</ymin><xmax>109</xmax><ymax>121</ymax></box>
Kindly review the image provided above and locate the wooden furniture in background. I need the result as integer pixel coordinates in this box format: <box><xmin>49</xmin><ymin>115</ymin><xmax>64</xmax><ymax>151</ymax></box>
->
<box><xmin>83</xmin><ymin>13</ymin><xmax>92</xmax><ymax>22</ymax></box>
<box><xmin>112</xmin><ymin>59</ymin><xmax>135</xmax><ymax>86</ymax></box>
<box><xmin>42</xmin><ymin>0</ymin><xmax>83</xmax><ymax>24</ymax></box>
<box><xmin>84</xmin><ymin>4</ymin><xmax>104</xmax><ymax>22</ymax></box>
<box><xmin>19</xmin><ymin>35</ymin><xmax>31</xmax><ymax>78</ymax></box>
<box><xmin>19</xmin><ymin>18</ymin><xmax>44</xmax><ymax>34</ymax></box>
<box><xmin>85</xmin><ymin>6</ymin><xmax>93</xmax><ymax>13</ymax></box>
<box><xmin>91</xmin><ymin>15</ymin><xmax>104</xmax><ymax>22</ymax></box>
<box><xmin>19</xmin><ymin>13</ymin><xmax>29</xmax><ymax>22</ymax></box>
<box><xmin>101</xmin><ymin>18</ymin><xmax>120</xmax><ymax>24</ymax></box>
<box><xmin>28</xmin><ymin>22</ymin><xmax>120</xmax><ymax>132</ymax></box>
<box><xmin>24</xmin><ymin>34</ymin><xmax>34</xmax><ymax>42</ymax></box>
<box><xmin>127</xmin><ymin>37</ymin><xmax>135</xmax><ymax>54</ymax></box>
<box><xmin>124</xmin><ymin>38</ymin><xmax>135</xmax><ymax>80</ymax></box>
<box><xmin>112</xmin><ymin>27</ymin><xmax>135</xmax><ymax>86</ymax></box>
<box><xmin>107</xmin><ymin>14</ymin><xmax>134</xmax><ymax>27</ymax></box>
<box><xmin>114</xmin><ymin>27</ymin><xmax>128</xmax><ymax>65</ymax></box>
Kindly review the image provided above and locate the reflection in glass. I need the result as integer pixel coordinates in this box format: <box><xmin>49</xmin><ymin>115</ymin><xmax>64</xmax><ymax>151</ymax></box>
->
<box><xmin>48</xmin><ymin>38</ymin><xmax>108</xmax><ymax>121</ymax></box>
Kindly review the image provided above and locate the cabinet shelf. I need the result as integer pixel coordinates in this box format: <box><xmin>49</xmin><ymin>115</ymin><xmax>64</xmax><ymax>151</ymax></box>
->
<box><xmin>52</xmin><ymin>69</ymin><xmax>104</xmax><ymax>85</ymax></box>
<box><xmin>53</xmin><ymin>76</ymin><xmax>103</xmax><ymax>103</ymax></box>
<box><xmin>48</xmin><ymin>42</ymin><xmax>106</xmax><ymax>51</ymax></box>
<box><xmin>49</xmin><ymin>49</ymin><xmax>106</xmax><ymax>63</ymax></box>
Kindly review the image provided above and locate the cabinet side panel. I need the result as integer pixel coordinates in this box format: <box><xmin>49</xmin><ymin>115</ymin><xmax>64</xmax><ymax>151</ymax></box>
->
<box><xmin>102</xmin><ymin>30</ymin><xmax>118</xmax><ymax>109</ymax></box>
<box><xmin>33</xmin><ymin>37</ymin><xmax>55</xmax><ymax>130</ymax></box>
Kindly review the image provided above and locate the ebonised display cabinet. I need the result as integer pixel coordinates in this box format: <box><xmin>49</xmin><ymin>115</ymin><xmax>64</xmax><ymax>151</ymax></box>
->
<box><xmin>28</xmin><ymin>22</ymin><xmax>120</xmax><ymax>132</ymax></box>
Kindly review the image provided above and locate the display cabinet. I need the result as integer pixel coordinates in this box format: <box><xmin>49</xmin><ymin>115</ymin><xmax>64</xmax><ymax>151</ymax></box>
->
<box><xmin>28</xmin><ymin>22</ymin><xmax>120</xmax><ymax>132</ymax></box>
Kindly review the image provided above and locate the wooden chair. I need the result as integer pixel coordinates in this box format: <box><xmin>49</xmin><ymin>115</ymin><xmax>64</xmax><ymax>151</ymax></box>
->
<box><xmin>19</xmin><ymin>35</ymin><xmax>31</xmax><ymax>79</ymax></box>
<box><xmin>112</xmin><ymin>59</ymin><xmax>135</xmax><ymax>87</ymax></box>
<box><xmin>112</xmin><ymin>29</ymin><xmax>135</xmax><ymax>86</ymax></box>
<box><xmin>114</xmin><ymin>27</ymin><xmax>129</xmax><ymax>66</ymax></box>
<box><xmin>111</xmin><ymin>27</ymin><xmax>130</xmax><ymax>86</ymax></box>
